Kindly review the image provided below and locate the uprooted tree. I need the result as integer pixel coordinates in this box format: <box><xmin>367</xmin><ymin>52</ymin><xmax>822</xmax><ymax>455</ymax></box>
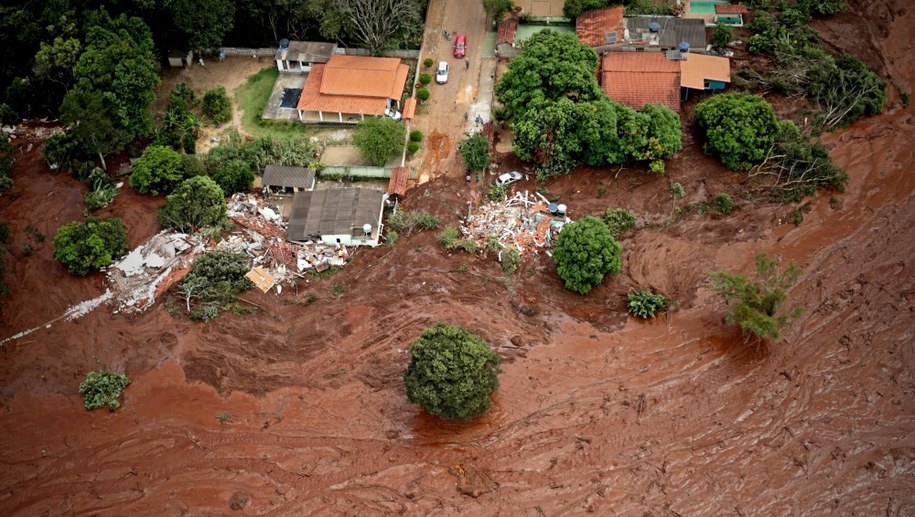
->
<box><xmin>552</xmin><ymin>216</ymin><xmax>622</xmax><ymax>295</ymax></box>
<box><xmin>709</xmin><ymin>252</ymin><xmax>806</xmax><ymax>342</ymax></box>
<box><xmin>178</xmin><ymin>250</ymin><xmax>254</xmax><ymax>322</ymax></box>
<box><xmin>403</xmin><ymin>324</ymin><xmax>501</xmax><ymax>421</ymax></box>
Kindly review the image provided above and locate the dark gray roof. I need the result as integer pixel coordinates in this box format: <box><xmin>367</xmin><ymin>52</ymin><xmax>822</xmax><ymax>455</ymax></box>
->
<box><xmin>262</xmin><ymin>165</ymin><xmax>315</xmax><ymax>190</ymax></box>
<box><xmin>286</xmin><ymin>188</ymin><xmax>384</xmax><ymax>241</ymax></box>
<box><xmin>624</xmin><ymin>16</ymin><xmax>707</xmax><ymax>49</ymax></box>
<box><xmin>275</xmin><ymin>41</ymin><xmax>337</xmax><ymax>63</ymax></box>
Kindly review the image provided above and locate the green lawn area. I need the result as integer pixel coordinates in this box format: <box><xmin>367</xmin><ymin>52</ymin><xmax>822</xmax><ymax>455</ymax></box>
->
<box><xmin>235</xmin><ymin>67</ymin><xmax>310</xmax><ymax>139</ymax></box>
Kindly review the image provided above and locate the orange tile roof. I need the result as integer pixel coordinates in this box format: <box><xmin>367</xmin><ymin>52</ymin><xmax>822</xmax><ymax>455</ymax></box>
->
<box><xmin>715</xmin><ymin>3</ymin><xmax>749</xmax><ymax>14</ymax></box>
<box><xmin>680</xmin><ymin>53</ymin><xmax>731</xmax><ymax>89</ymax></box>
<box><xmin>402</xmin><ymin>98</ymin><xmax>417</xmax><ymax>120</ymax></box>
<box><xmin>387</xmin><ymin>166</ymin><xmax>409</xmax><ymax>196</ymax></box>
<box><xmin>576</xmin><ymin>6</ymin><xmax>625</xmax><ymax>47</ymax></box>
<box><xmin>600</xmin><ymin>53</ymin><xmax>680</xmax><ymax>111</ymax></box>
<box><xmin>497</xmin><ymin>11</ymin><xmax>520</xmax><ymax>45</ymax></box>
<box><xmin>297</xmin><ymin>64</ymin><xmax>388</xmax><ymax>115</ymax></box>
<box><xmin>320</xmin><ymin>55</ymin><xmax>406</xmax><ymax>98</ymax></box>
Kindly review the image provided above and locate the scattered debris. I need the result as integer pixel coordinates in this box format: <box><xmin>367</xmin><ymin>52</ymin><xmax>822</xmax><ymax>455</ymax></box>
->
<box><xmin>462</xmin><ymin>191</ymin><xmax>571</xmax><ymax>255</ymax></box>
<box><xmin>245</xmin><ymin>267</ymin><xmax>276</xmax><ymax>293</ymax></box>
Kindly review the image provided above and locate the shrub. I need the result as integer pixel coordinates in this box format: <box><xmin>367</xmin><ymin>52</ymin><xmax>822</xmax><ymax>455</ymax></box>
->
<box><xmin>407</xmin><ymin>142</ymin><xmax>420</xmax><ymax>154</ymax></box>
<box><xmin>352</xmin><ymin>117</ymin><xmax>406</xmax><ymax>166</ymax></box>
<box><xmin>0</xmin><ymin>133</ymin><xmax>14</xmax><ymax>194</ymax></box>
<box><xmin>179</xmin><ymin>250</ymin><xmax>254</xmax><ymax>319</ymax></box>
<box><xmin>711</xmin><ymin>24</ymin><xmax>734</xmax><ymax>52</ymax></box>
<box><xmin>627</xmin><ymin>290</ymin><xmax>668</xmax><ymax>319</ymax></box>
<box><xmin>158</xmin><ymin>176</ymin><xmax>227</xmax><ymax>233</ymax></box>
<box><xmin>387</xmin><ymin>209</ymin><xmax>439</xmax><ymax>235</ymax></box>
<box><xmin>438</xmin><ymin>227</ymin><xmax>460</xmax><ymax>249</ymax></box>
<box><xmin>84</xmin><ymin>177</ymin><xmax>119</xmax><ymax>213</ymax></box>
<box><xmin>695</xmin><ymin>93</ymin><xmax>781</xmax><ymax>171</ymax></box>
<box><xmin>210</xmin><ymin>159</ymin><xmax>254</xmax><ymax>195</ymax></box>
<box><xmin>501</xmin><ymin>247</ymin><xmax>521</xmax><ymax>274</ymax></box>
<box><xmin>418</xmin><ymin>73</ymin><xmax>432</xmax><ymax>85</ymax></box>
<box><xmin>563</xmin><ymin>0</ymin><xmax>607</xmax><ymax>18</ymax></box>
<box><xmin>712</xmin><ymin>193</ymin><xmax>735</xmax><ymax>215</ymax></box>
<box><xmin>602</xmin><ymin>208</ymin><xmax>636</xmax><ymax>237</ymax></box>
<box><xmin>403</xmin><ymin>324</ymin><xmax>501</xmax><ymax>420</ymax></box>
<box><xmin>130</xmin><ymin>145</ymin><xmax>186</xmax><ymax>195</ymax></box>
<box><xmin>423</xmin><ymin>57</ymin><xmax>434</xmax><ymax>68</ymax></box>
<box><xmin>409</xmin><ymin>130</ymin><xmax>423</xmax><ymax>142</ymax></box>
<box><xmin>79</xmin><ymin>371</ymin><xmax>131</xmax><ymax>411</ymax></box>
<box><xmin>416</xmin><ymin>88</ymin><xmax>430</xmax><ymax>103</ymax></box>
<box><xmin>709</xmin><ymin>252</ymin><xmax>806</xmax><ymax>342</ymax></box>
<box><xmin>201</xmin><ymin>87</ymin><xmax>232</xmax><ymax>125</ymax></box>
<box><xmin>487</xmin><ymin>183</ymin><xmax>508</xmax><ymax>202</ymax></box>
<box><xmin>384</xmin><ymin>229</ymin><xmax>398</xmax><ymax>248</ymax></box>
<box><xmin>459</xmin><ymin>134</ymin><xmax>491</xmax><ymax>172</ymax></box>
<box><xmin>182</xmin><ymin>154</ymin><xmax>207</xmax><ymax>177</ymax></box>
<box><xmin>53</xmin><ymin>218</ymin><xmax>128</xmax><ymax>275</ymax></box>
<box><xmin>552</xmin><ymin>217</ymin><xmax>621</xmax><ymax>295</ymax></box>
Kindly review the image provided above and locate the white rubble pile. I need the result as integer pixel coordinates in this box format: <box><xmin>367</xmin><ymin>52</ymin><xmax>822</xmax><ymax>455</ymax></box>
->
<box><xmin>462</xmin><ymin>191</ymin><xmax>571</xmax><ymax>254</ymax></box>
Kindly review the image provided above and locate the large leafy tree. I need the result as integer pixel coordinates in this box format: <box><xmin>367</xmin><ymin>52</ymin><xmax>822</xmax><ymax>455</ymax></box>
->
<box><xmin>694</xmin><ymin>93</ymin><xmax>781</xmax><ymax>171</ymax></box>
<box><xmin>482</xmin><ymin>0</ymin><xmax>515</xmax><ymax>22</ymax></box>
<box><xmin>60</xmin><ymin>89</ymin><xmax>126</xmax><ymax>171</ymax></box>
<box><xmin>158</xmin><ymin>176</ymin><xmax>227</xmax><ymax>233</ymax></box>
<box><xmin>709</xmin><ymin>252</ymin><xmax>805</xmax><ymax>342</ymax></box>
<box><xmin>53</xmin><ymin>217</ymin><xmax>128</xmax><ymax>275</ymax></box>
<box><xmin>130</xmin><ymin>145</ymin><xmax>186</xmax><ymax>196</ymax></box>
<box><xmin>332</xmin><ymin>0</ymin><xmax>424</xmax><ymax>54</ymax></box>
<box><xmin>552</xmin><ymin>216</ymin><xmax>621</xmax><ymax>295</ymax></box>
<box><xmin>458</xmin><ymin>134</ymin><xmax>491</xmax><ymax>172</ymax></box>
<box><xmin>403</xmin><ymin>324</ymin><xmax>501</xmax><ymax>421</ymax></box>
<box><xmin>352</xmin><ymin>117</ymin><xmax>406</xmax><ymax>166</ymax></box>
<box><xmin>210</xmin><ymin>159</ymin><xmax>255</xmax><ymax>195</ymax></box>
<box><xmin>167</xmin><ymin>0</ymin><xmax>236</xmax><ymax>50</ymax></box>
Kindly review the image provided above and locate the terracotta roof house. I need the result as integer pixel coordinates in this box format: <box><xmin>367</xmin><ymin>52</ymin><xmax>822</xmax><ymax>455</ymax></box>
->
<box><xmin>496</xmin><ymin>10</ymin><xmax>521</xmax><ymax>57</ymax></box>
<box><xmin>275</xmin><ymin>41</ymin><xmax>337</xmax><ymax>73</ymax></box>
<box><xmin>576</xmin><ymin>6</ymin><xmax>625</xmax><ymax>48</ymax></box>
<box><xmin>600</xmin><ymin>52</ymin><xmax>681</xmax><ymax>111</ymax></box>
<box><xmin>714</xmin><ymin>3</ymin><xmax>749</xmax><ymax>26</ymax></box>
<box><xmin>286</xmin><ymin>188</ymin><xmax>386</xmax><ymax>247</ymax></box>
<box><xmin>621</xmin><ymin>16</ymin><xmax>707</xmax><ymax>51</ymax></box>
<box><xmin>262</xmin><ymin>165</ymin><xmax>316</xmax><ymax>196</ymax></box>
<box><xmin>387</xmin><ymin>166</ymin><xmax>409</xmax><ymax>198</ymax></box>
<box><xmin>680</xmin><ymin>53</ymin><xmax>731</xmax><ymax>92</ymax></box>
<box><xmin>296</xmin><ymin>55</ymin><xmax>410</xmax><ymax>123</ymax></box>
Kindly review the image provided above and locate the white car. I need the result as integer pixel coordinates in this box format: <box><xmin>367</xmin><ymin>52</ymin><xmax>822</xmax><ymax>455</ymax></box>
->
<box><xmin>495</xmin><ymin>171</ymin><xmax>523</xmax><ymax>187</ymax></box>
<box><xmin>435</xmin><ymin>61</ymin><xmax>449</xmax><ymax>84</ymax></box>
<box><xmin>384</xmin><ymin>108</ymin><xmax>402</xmax><ymax>121</ymax></box>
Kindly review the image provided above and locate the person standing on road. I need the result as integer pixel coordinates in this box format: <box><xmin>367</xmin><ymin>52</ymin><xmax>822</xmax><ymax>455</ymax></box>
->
<box><xmin>465</xmin><ymin>59</ymin><xmax>470</xmax><ymax>70</ymax></box>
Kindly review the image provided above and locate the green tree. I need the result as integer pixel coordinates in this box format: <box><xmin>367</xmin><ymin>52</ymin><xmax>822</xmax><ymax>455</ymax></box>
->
<box><xmin>53</xmin><ymin>218</ymin><xmax>128</xmax><ymax>275</ymax></box>
<box><xmin>562</xmin><ymin>0</ymin><xmax>608</xmax><ymax>19</ymax></box>
<box><xmin>636</xmin><ymin>103</ymin><xmax>683</xmax><ymax>172</ymax></box>
<box><xmin>0</xmin><ymin>133</ymin><xmax>14</xmax><ymax>193</ymax></box>
<box><xmin>32</xmin><ymin>19</ymin><xmax>81</xmax><ymax>90</ymax></box>
<box><xmin>709</xmin><ymin>252</ymin><xmax>806</xmax><ymax>342</ymax></box>
<box><xmin>806</xmin><ymin>54</ymin><xmax>886</xmax><ymax>129</ymax></box>
<box><xmin>352</xmin><ymin>117</ymin><xmax>406</xmax><ymax>166</ymax></box>
<box><xmin>482</xmin><ymin>0</ymin><xmax>515</xmax><ymax>22</ymax></box>
<box><xmin>710</xmin><ymin>24</ymin><xmax>733</xmax><ymax>52</ymax></box>
<box><xmin>210</xmin><ymin>159</ymin><xmax>254</xmax><ymax>195</ymax></box>
<box><xmin>157</xmin><ymin>83</ymin><xmax>200</xmax><ymax>153</ymax></box>
<box><xmin>130</xmin><ymin>145</ymin><xmax>186</xmax><ymax>195</ymax></box>
<box><xmin>169</xmin><ymin>0</ymin><xmax>236</xmax><ymax>50</ymax></box>
<box><xmin>552</xmin><ymin>216</ymin><xmax>621</xmax><ymax>295</ymax></box>
<box><xmin>60</xmin><ymin>89</ymin><xmax>126</xmax><ymax>171</ymax></box>
<box><xmin>179</xmin><ymin>250</ymin><xmax>254</xmax><ymax>320</ymax></box>
<box><xmin>201</xmin><ymin>87</ymin><xmax>232</xmax><ymax>125</ymax></box>
<box><xmin>459</xmin><ymin>134</ymin><xmax>491</xmax><ymax>172</ymax></box>
<box><xmin>798</xmin><ymin>0</ymin><xmax>847</xmax><ymax>17</ymax></box>
<box><xmin>403</xmin><ymin>324</ymin><xmax>501</xmax><ymax>421</ymax></box>
<box><xmin>79</xmin><ymin>371</ymin><xmax>130</xmax><ymax>411</ymax></box>
<box><xmin>694</xmin><ymin>93</ymin><xmax>781</xmax><ymax>171</ymax></box>
<box><xmin>602</xmin><ymin>208</ymin><xmax>636</xmax><ymax>237</ymax></box>
<box><xmin>416</xmin><ymin>88</ymin><xmax>430</xmax><ymax>103</ymax></box>
<box><xmin>158</xmin><ymin>176</ymin><xmax>227</xmax><ymax>233</ymax></box>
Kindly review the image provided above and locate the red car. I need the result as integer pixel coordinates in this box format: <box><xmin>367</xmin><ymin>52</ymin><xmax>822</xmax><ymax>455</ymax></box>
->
<box><xmin>454</xmin><ymin>34</ymin><xmax>467</xmax><ymax>58</ymax></box>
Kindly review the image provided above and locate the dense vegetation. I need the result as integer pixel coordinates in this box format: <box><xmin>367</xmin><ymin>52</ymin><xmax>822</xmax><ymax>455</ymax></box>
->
<box><xmin>0</xmin><ymin>134</ymin><xmax>14</xmax><ymax>193</ymax></box>
<box><xmin>178</xmin><ymin>250</ymin><xmax>255</xmax><ymax>322</ymax></box>
<box><xmin>353</xmin><ymin>117</ymin><xmax>406</xmax><ymax>166</ymax></box>
<box><xmin>459</xmin><ymin>134</ymin><xmax>491</xmax><ymax>172</ymax></box>
<box><xmin>403</xmin><ymin>324</ymin><xmax>501</xmax><ymax>421</ymax></box>
<box><xmin>79</xmin><ymin>371</ymin><xmax>131</xmax><ymax>410</ymax></box>
<box><xmin>709</xmin><ymin>252</ymin><xmax>805</xmax><ymax>342</ymax></box>
<box><xmin>495</xmin><ymin>30</ymin><xmax>682</xmax><ymax>178</ymax></box>
<box><xmin>694</xmin><ymin>93</ymin><xmax>781</xmax><ymax>172</ymax></box>
<box><xmin>552</xmin><ymin>217</ymin><xmax>622</xmax><ymax>295</ymax></box>
<box><xmin>627</xmin><ymin>290</ymin><xmax>669</xmax><ymax>319</ymax></box>
<box><xmin>158</xmin><ymin>177</ymin><xmax>227</xmax><ymax>233</ymax></box>
<box><xmin>53</xmin><ymin>218</ymin><xmax>128</xmax><ymax>275</ymax></box>
<box><xmin>130</xmin><ymin>145</ymin><xmax>187</xmax><ymax>196</ymax></box>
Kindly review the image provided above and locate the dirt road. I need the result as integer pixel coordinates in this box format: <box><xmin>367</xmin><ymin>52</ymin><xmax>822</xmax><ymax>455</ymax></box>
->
<box><xmin>0</xmin><ymin>0</ymin><xmax>913</xmax><ymax>514</ymax></box>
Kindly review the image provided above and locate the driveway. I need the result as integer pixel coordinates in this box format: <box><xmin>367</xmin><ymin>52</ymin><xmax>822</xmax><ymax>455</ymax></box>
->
<box><xmin>408</xmin><ymin>0</ymin><xmax>495</xmax><ymax>184</ymax></box>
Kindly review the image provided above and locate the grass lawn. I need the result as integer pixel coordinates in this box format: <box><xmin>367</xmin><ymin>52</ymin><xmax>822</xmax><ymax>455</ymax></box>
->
<box><xmin>235</xmin><ymin>67</ymin><xmax>310</xmax><ymax>140</ymax></box>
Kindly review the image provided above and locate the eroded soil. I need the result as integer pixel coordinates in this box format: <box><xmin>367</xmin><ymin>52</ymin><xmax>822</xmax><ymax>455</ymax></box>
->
<box><xmin>1</xmin><ymin>1</ymin><xmax>913</xmax><ymax>514</ymax></box>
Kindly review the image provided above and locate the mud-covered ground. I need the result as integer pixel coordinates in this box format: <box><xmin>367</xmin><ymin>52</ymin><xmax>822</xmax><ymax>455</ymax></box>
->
<box><xmin>1</xmin><ymin>1</ymin><xmax>913</xmax><ymax>514</ymax></box>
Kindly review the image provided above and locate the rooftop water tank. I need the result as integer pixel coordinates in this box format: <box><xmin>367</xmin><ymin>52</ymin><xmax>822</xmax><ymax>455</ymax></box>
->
<box><xmin>557</xmin><ymin>204</ymin><xmax>567</xmax><ymax>216</ymax></box>
<box><xmin>548</xmin><ymin>202</ymin><xmax>558</xmax><ymax>215</ymax></box>
<box><xmin>362</xmin><ymin>224</ymin><xmax>373</xmax><ymax>236</ymax></box>
<box><xmin>648</xmin><ymin>22</ymin><xmax>661</xmax><ymax>33</ymax></box>
<box><xmin>279</xmin><ymin>38</ymin><xmax>290</xmax><ymax>50</ymax></box>
<box><xmin>679</xmin><ymin>41</ymin><xmax>689</xmax><ymax>53</ymax></box>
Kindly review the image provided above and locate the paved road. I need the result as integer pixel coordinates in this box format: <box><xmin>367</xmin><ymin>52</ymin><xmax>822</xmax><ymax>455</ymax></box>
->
<box><xmin>408</xmin><ymin>0</ymin><xmax>498</xmax><ymax>184</ymax></box>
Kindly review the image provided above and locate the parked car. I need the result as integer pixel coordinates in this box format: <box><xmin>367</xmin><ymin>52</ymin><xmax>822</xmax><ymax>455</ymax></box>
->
<box><xmin>495</xmin><ymin>171</ymin><xmax>523</xmax><ymax>187</ymax></box>
<box><xmin>435</xmin><ymin>61</ymin><xmax>449</xmax><ymax>84</ymax></box>
<box><xmin>454</xmin><ymin>34</ymin><xmax>467</xmax><ymax>58</ymax></box>
<box><xmin>384</xmin><ymin>108</ymin><xmax>402</xmax><ymax>121</ymax></box>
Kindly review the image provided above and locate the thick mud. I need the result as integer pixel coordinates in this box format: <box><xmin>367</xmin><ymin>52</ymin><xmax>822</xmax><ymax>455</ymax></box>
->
<box><xmin>1</xmin><ymin>0</ymin><xmax>914</xmax><ymax>514</ymax></box>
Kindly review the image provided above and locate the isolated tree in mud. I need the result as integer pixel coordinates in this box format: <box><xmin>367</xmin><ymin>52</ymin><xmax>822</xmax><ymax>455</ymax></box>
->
<box><xmin>352</xmin><ymin>117</ymin><xmax>406</xmax><ymax>166</ymax></box>
<box><xmin>403</xmin><ymin>324</ymin><xmax>501</xmax><ymax>421</ymax></box>
<box><xmin>694</xmin><ymin>93</ymin><xmax>781</xmax><ymax>171</ymax></box>
<box><xmin>552</xmin><ymin>216</ymin><xmax>621</xmax><ymax>295</ymax></box>
<box><xmin>709</xmin><ymin>252</ymin><xmax>806</xmax><ymax>342</ymax></box>
<box><xmin>158</xmin><ymin>176</ymin><xmax>227</xmax><ymax>233</ymax></box>
<box><xmin>53</xmin><ymin>217</ymin><xmax>128</xmax><ymax>275</ymax></box>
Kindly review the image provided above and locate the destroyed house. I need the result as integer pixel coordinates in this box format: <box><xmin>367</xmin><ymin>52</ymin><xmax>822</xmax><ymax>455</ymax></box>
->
<box><xmin>286</xmin><ymin>188</ymin><xmax>385</xmax><ymax>247</ymax></box>
<box><xmin>262</xmin><ymin>165</ymin><xmax>316</xmax><ymax>195</ymax></box>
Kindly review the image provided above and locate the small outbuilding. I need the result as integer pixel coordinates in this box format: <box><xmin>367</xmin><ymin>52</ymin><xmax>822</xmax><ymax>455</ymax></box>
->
<box><xmin>275</xmin><ymin>40</ymin><xmax>338</xmax><ymax>73</ymax></box>
<box><xmin>167</xmin><ymin>50</ymin><xmax>193</xmax><ymax>68</ymax></box>
<box><xmin>286</xmin><ymin>188</ymin><xmax>386</xmax><ymax>247</ymax></box>
<box><xmin>262</xmin><ymin>165</ymin><xmax>316</xmax><ymax>195</ymax></box>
